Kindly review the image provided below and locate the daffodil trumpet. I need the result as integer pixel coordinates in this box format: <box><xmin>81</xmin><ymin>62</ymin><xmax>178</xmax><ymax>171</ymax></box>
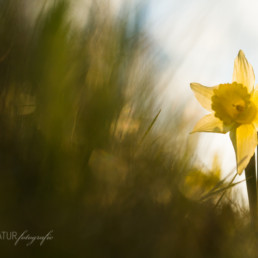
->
<box><xmin>190</xmin><ymin>50</ymin><xmax>258</xmax><ymax>222</ymax></box>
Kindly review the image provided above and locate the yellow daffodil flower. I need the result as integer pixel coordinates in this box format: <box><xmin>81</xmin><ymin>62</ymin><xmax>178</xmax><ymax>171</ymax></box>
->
<box><xmin>190</xmin><ymin>50</ymin><xmax>258</xmax><ymax>175</ymax></box>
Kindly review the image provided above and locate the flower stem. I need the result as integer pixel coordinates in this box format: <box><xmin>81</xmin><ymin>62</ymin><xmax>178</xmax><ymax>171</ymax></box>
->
<box><xmin>245</xmin><ymin>153</ymin><xmax>257</xmax><ymax>227</ymax></box>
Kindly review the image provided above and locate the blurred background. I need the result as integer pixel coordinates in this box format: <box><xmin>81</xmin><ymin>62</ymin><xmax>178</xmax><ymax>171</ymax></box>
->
<box><xmin>0</xmin><ymin>0</ymin><xmax>258</xmax><ymax>257</ymax></box>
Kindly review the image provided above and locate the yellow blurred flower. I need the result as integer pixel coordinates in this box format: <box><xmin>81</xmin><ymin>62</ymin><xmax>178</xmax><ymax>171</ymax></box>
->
<box><xmin>190</xmin><ymin>50</ymin><xmax>258</xmax><ymax>175</ymax></box>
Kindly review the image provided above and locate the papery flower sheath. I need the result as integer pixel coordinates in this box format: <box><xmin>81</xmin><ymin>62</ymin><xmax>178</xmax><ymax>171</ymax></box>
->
<box><xmin>190</xmin><ymin>50</ymin><xmax>258</xmax><ymax>175</ymax></box>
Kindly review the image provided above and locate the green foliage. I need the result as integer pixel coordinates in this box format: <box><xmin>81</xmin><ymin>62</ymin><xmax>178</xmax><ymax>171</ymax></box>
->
<box><xmin>0</xmin><ymin>1</ymin><xmax>256</xmax><ymax>257</ymax></box>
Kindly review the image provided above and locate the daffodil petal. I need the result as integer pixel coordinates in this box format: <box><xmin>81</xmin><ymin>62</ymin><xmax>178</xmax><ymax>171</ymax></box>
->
<box><xmin>191</xmin><ymin>113</ymin><xmax>231</xmax><ymax>134</ymax></box>
<box><xmin>190</xmin><ymin>83</ymin><xmax>217</xmax><ymax>111</ymax></box>
<box><xmin>233</xmin><ymin>50</ymin><xmax>255</xmax><ymax>93</ymax></box>
<box><xmin>230</xmin><ymin>124</ymin><xmax>257</xmax><ymax>175</ymax></box>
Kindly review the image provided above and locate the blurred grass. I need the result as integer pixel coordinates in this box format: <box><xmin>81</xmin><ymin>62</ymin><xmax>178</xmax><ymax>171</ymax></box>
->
<box><xmin>0</xmin><ymin>0</ymin><xmax>257</xmax><ymax>257</ymax></box>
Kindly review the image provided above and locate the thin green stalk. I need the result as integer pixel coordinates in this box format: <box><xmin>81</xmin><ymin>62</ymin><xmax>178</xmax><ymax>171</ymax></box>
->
<box><xmin>214</xmin><ymin>173</ymin><xmax>237</xmax><ymax>208</ymax></box>
<box><xmin>245</xmin><ymin>153</ymin><xmax>257</xmax><ymax>227</ymax></box>
<box><xmin>140</xmin><ymin>109</ymin><xmax>161</xmax><ymax>144</ymax></box>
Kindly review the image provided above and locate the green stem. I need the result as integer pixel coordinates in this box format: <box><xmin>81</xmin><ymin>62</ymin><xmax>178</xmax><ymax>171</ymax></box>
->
<box><xmin>245</xmin><ymin>153</ymin><xmax>257</xmax><ymax>227</ymax></box>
